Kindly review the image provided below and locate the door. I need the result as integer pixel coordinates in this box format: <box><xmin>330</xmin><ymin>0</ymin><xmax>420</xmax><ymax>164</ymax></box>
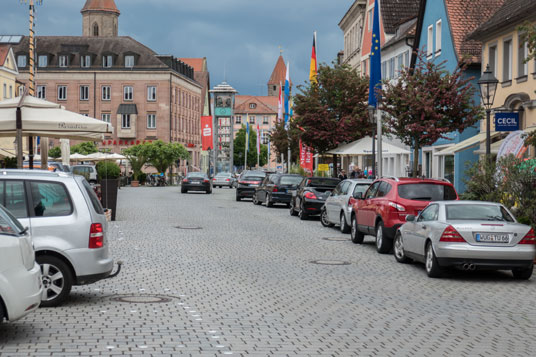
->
<box><xmin>357</xmin><ymin>181</ymin><xmax>381</xmax><ymax>231</ymax></box>
<box><xmin>408</xmin><ymin>204</ymin><xmax>439</xmax><ymax>256</ymax></box>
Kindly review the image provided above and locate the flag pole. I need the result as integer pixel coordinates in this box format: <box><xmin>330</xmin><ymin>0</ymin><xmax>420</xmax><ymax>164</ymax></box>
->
<box><xmin>377</xmin><ymin>108</ymin><xmax>382</xmax><ymax>178</ymax></box>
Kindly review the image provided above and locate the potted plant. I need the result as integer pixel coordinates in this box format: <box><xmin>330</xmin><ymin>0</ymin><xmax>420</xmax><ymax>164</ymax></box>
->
<box><xmin>96</xmin><ymin>160</ymin><xmax>121</xmax><ymax>221</ymax></box>
<box><xmin>124</xmin><ymin>144</ymin><xmax>150</xmax><ymax>187</ymax></box>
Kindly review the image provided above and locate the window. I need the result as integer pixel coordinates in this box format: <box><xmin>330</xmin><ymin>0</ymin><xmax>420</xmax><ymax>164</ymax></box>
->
<box><xmin>124</xmin><ymin>86</ymin><xmax>133</xmax><ymax>101</ymax></box>
<box><xmin>518</xmin><ymin>36</ymin><xmax>528</xmax><ymax>78</ymax></box>
<box><xmin>37</xmin><ymin>85</ymin><xmax>46</xmax><ymax>99</ymax></box>
<box><xmin>377</xmin><ymin>182</ymin><xmax>392</xmax><ymax>198</ymax></box>
<box><xmin>81</xmin><ymin>179</ymin><xmax>104</xmax><ymax>214</ymax></box>
<box><xmin>263</xmin><ymin>116</ymin><xmax>269</xmax><ymax>124</ymax></box>
<box><xmin>488</xmin><ymin>45</ymin><xmax>497</xmax><ymax>76</ymax></box>
<box><xmin>381</xmin><ymin>61</ymin><xmax>387</xmax><ymax>80</ymax></box>
<box><xmin>353</xmin><ymin>183</ymin><xmax>369</xmax><ymax>197</ymax></box>
<box><xmin>249</xmin><ymin>115</ymin><xmax>256</xmax><ymax>124</ymax></box>
<box><xmin>503</xmin><ymin>39</ymin><xmax>512</xmax><ymax>82</ymax></box>
<box><xmin>367</xmin><ymin>8</ymin><xmax>373</xmax><ymax>31</ymax></box>
<box><xmin>2</xmin><ymin>84</ymin><xmax>5</xmax><ymax>99</ymax></box>
<box><xmin>435</xmin><ymin>20</ymin><xmax>442</xmax><ymax>54</ymax></box>
<box><xmin>81</xmin><ymin>55</ymin><xmax>91</xmax><ymax>68</ymax></box>
<box><xmin>29</xmin><ymin>182</ymin><xmax>72</xmax><ymax>217</ymax></box>
<box><xmin>121</xmin><ymin>114</ymin><xmax>131</xmax><ymax>128</ymax></box>
<box><xmin>404</xmin><ymin>51</ymin><xmax>409</xmax><ymax>68</ymax></box>
<box><xmin>147</xmin><ymin>86</ymin><xmax>157</xmax><ymax>101</ymax></box>
<box><xmin>58</xmin><ymin>85</ymin><xmax>67</xmax><ymax>100</ymax></box>
<box><xmin>125</xmin><ymin>55</ymin><xmax>134</xmax><ymax>68</ymax></box>
<box><xmin>362</xmin><ymin>59</ymin><xmax>367</xmax><ymax>76</ymax></box>
<box><xmin>249</xmin><ymin>103</ymin><xmax>257</xmax><ymax>109</ymax></box>
<box><xmin>427</xmin><ymin>25</ymin><xmax>433</xmax><ymax>57</ymax></box>
<box><xmin>398</xmin><ymin>183</ymin><xmax>457</xmax><ymax>201</ymax></box>
<box><xmin>93</xmin><ymin>23</ymin><xmax>99</xmax><ymax>37</ymax></box>
<box><xmin>80</xmin><ymin>85</ymin><xmax>89</xmax><ymax>101</ymax></box>
<box><xmin>3</xmin><ymin>181</ymin><xmax>28</xmax><ymax>218</ymax></box>
<box><xmin>9</xmin><ymin>85</ymin><xmax>12</xmax><ymax>98</ymax></box>
<box><xmin>17</xmin><ymin>55</ymin><xmax>26</xmax><ymax>68</ymax></box>
<box><xmin>147</xmin><ymin>114</ymin><xmax>156</xmax><ymax>129</ymax></box>
<box><xmin>365</xmin><ymin>181</ymin><xmax>381</xmax><ymax>199</ymax></box>
<box><xmin>18</xmin><ymin>86</ymin><xmax>24</xmax><ymax>96</ymax></box>
<box><xmin>103</xmin><ymin>55</ymin><xmax>113</xmax><ymax>68</ymax></box>
<box><xmin>102</xmin><ymin>85</ymin><xmax>111</xmax><ymax>100</ymax></box>
<box><xmin>101</xmin><ymin>113</ymin><xmax>111</xmax><ymax>123</ymax></box>
<box><xmin>417</xmin><ymin>205</ymin><xmax>438</xmax><ymax>222</ymax></box>
<box><xmin>389</xmin><ymin>58</ymin><xmax>395</xmax><ymax>80</ymax></box>
<box><xmin>58</xmin><ymin>55</ymin><xmax>68</xmax><ymax>67</ymax></box>
<box><xmin>235</xmin><ymin>115</ymin><xmax>242</xmax><ymax>124</ymax></box>
<box><xmin>38</xmin><ymin>55</ymin><xmax>47</xmax><ymax>68</ymax></box>
<box><xmin>446</xmin><ymin>204</ymin><xmax>514</xmax><ymax>222</ymax></box>
<box><xmin>397</xmin><ymin>54</ymin><xmax>404</xmax><ymax>76</ymax></box>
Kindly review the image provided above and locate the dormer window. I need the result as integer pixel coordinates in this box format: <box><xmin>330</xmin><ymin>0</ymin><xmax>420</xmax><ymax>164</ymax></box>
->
<box><xmin>103</xmin><ymin>55</ymin><xmax>113</xmax><ymax>68</ymax></box>
<box><xmin>81</xmin><ymin>55</ymin><xmax>91</xmax><ymax>68</ymax></box>
<box><xmin>125</xmin><ymin>55</ymin><xmax>135</xmax><ymax>68</ymax></box>
<box><xmin>17</xmin><ymin>55</ymin><xmax>27</xmax><ymax>68</ymax></box>
<box><xmin>58</xmin><ymin>55</ymin><xmax>68</xmax><ymax>68</ymax></box>
<box><xmin>249</xmin><ymin>103</ymin><xmax>257</xmax><ymax>109</ymax></box>
<box><xmin>38</xmin><ymin>55</ymin><xmax>48</xmax><ymax>68</ymax></box>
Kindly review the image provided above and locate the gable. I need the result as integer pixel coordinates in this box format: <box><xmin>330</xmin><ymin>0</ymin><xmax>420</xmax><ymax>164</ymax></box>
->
<box><xmin>0</xmin><ymin>47</ymin><xmax>18</xmax><ymax>75</ymax></box>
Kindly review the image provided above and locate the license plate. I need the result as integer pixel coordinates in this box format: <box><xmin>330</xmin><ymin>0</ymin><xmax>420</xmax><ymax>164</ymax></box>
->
<box><xmin>192</xmin><ymin>182</ymin><xmax>201</xmax><ymax>184</ymax></box>
<box><xmin>474</xmin><ymin>233</ymin><xmax>509</xmax><ymax>243</ymax></box>
<box><xmin>250</xmin><ymin>184</ymin><xmax>259</xmax><ymax>187</ymax></box>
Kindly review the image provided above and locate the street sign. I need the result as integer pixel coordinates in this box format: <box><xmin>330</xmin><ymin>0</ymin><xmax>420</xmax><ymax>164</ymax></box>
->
<box><xmin>495</xmin><ymin>112</ymin><xmax>519</xmax><ymax>132</ymax></box>
<box><xmin>318</xmin><ymin>164</ymin><xmax>329</xmax><ymax>171</ymax></box>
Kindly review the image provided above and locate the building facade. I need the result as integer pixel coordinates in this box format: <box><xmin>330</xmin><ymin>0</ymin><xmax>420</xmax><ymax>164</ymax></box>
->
<box><xmin>339</xmin><ymin>1</ymin><xmax>367</xmax><ymax>71</ymax></box>
<box><xmin>0</xmin><ymin>41</ymin><xmax>22</xmax><ymax>157</ymax></box>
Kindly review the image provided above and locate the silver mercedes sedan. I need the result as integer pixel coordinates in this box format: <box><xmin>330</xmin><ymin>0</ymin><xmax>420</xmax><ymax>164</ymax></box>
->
<box><xmin>394</xmin><ymin>201</ymin><xmax>535</xmax><ymax>279</ymax></box>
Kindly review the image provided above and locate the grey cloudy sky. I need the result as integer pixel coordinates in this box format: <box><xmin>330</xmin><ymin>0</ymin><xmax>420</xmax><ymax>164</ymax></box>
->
<box><xmin>1</xmin><ymin>0</ymin><xmax>353</xmax><ymax>95</ymax></box>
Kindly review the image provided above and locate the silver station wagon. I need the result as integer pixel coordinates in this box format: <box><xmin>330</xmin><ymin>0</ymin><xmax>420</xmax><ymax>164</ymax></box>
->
<box><xmin>0</xmin><ymin>170</ymin><xmax>118</xmax><ymax>306</ymax></box>
<box><xmin>394</xmin><ymin>201</ymin><xmax>535</xmax><ymax>279</ymax></box>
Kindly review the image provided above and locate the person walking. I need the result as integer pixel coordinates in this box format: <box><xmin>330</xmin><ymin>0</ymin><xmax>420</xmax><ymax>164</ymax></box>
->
<box><xmin>338</xmin><ymin>170</ymin><xmax>347</xmax><ymax>181</ymax></box>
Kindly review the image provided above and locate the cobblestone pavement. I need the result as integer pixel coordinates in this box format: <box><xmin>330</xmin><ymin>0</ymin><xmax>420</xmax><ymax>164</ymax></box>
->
<box><xmin>1</xmin><ymin>186</ymin><xmax>536</xmax><ymax>356</ymax></box>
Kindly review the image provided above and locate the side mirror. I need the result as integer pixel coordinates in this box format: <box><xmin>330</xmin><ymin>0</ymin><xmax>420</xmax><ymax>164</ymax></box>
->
<box><xmin>353</xmin><ymin>191</ymin><xmax>363</xmax><ymax>199</ymax></box>
<box><xmin>406</xmin><ymin>215</ymin><xmax>415</xmax><ymax>222</ymax></box>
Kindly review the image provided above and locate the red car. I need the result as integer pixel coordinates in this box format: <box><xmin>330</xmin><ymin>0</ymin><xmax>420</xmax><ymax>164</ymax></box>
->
<box><xmin>350</xmin><ymin>177</ymin><xmax>458</xmax><ymax>253</ymax></box>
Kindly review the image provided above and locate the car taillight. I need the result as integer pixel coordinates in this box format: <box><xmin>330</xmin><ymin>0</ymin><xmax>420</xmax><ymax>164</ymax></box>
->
<box><xmin>213</xmin><ymin>178</ymin><xmax>216</xmax><ymax>181</ymax></box>
<box><xmin>273</xmin><ymin>186</ymin><xmax>279</xmax><ymax>192</ymax></box>
<box><xmin>388</xmin><ymin>202</ymin><xmax>406</xmax><ymax>212</ymax></box>
<box><xmin>439</xmin><ymin>225</ymin><xmax>465</xmax><ymax>243</ymax></box>
<box><xmin>204</xmin><ymin>179</ymin><xmax>209</xmax><ymax>183</ymax></box>
<box><xmin>304</xmin><ymin>191</ymin><xmax>317</xmax><ymax>200</ymax></box>
<box><xmin>89</xmin><ymin>223</ymin><xmax>104</xmax><ymax>249</ymax></box>
<box><xmin>226</xmin><ymin>179</ymin><xmax>230</xmax><ymax>181</ymax></box>
<box><xmin>519</xmin><ymin>228</ymin><xmax>536</xmax><ymax>244</ymax></box>
<box><xmin>182</xmin><ymin>179</ymin><xmax>188</xmax><ymax>183</ymax></box>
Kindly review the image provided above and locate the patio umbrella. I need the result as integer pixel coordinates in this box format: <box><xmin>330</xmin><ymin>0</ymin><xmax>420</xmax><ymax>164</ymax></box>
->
<box><xmin>69</xmin><ymin>153</ymin><xmax>88</xmax><ymax>161</ymax></box>
<box><xmin>85</xmin><ymin>152</ymin><xmax>110</xmax><ymax>161</ymax></box>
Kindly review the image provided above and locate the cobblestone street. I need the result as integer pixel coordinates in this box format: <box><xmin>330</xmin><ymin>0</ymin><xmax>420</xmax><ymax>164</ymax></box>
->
<box><xmin>1</xmin><ymin>186</ymin><xmax>536</xmax><ymax>356</ymax></box>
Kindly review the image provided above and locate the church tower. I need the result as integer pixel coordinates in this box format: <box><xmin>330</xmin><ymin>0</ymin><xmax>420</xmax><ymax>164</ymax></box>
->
<box><xmin>81</xmin><ymin>0</ymin><xmax>120</xmax><ymax>37</ymax></box>
<box><xmin>267</xmin><ymin>55</ymin><xmax>288</xmax><ymax>97</ymax></box>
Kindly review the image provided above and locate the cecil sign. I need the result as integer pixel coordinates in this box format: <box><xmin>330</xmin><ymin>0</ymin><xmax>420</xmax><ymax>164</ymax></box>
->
<box><xmin>495</xmin><ymin>112</ymin><xmax>519</xmax><ymax>132</ymax></box>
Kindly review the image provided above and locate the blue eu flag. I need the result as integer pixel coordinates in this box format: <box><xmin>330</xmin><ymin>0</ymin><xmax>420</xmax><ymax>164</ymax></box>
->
<box><xmin>368</xmin><ymin>0</ymin><xmax>382</xmax><ymax>108</ymax></box>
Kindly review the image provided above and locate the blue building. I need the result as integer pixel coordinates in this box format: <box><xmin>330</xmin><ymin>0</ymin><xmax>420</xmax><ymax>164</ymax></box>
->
<box><xmin>413</xmin><ymin>0</ymin><xmax>505</xmax><ymax>192</ymax></box>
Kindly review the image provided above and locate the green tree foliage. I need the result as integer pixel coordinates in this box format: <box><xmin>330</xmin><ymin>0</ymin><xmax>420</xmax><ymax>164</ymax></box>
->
<box><xmin>519</xmin><ymin>21</ymin><xmax>536</xmax><ymax>62</ymax></box>
<box><xmin>269</xmin><ymin>119</ymin><xmax>300</xmax><ymax>164</ymax></box>
<box><xmin>145</xmin><ymin>140</ymin><xmax>190</xmax><ymax>174</ymax></box>
<box><xmin>381</xmin><ymin>54</ymin><xmax>483</xmax><ymax>176</ymax></box>
<box><xmin>123</xmin><ymin>144</ymin><xmax>151</xmax><ymax>181</ymax></box>
<box><xmin>526</xmin><ymin>130</ymin><xmax>536</xmax><ymax>148</ymax></box>
<box><xmin>48</xmin><ymin>146</ymin><xmax>61</xmax><ymax>159</ymax></box>
<box><xmin>71</xmin><ymin>141</ymin><xmax>98</xmax><ymax>155</ymax></box>
<box><xmin>233</xmin><ymin>125</ymin><xmax>268</xmax><ymax>169</ymax></box>
<box><xmin>96</xmin><ymin>160</ymin><xmax>121</xmax><ymax>180</ymax></box>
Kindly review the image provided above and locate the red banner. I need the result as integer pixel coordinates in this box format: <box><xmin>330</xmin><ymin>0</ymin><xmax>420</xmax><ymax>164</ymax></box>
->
<box><xmin>201</xmin><ymin>116</ymin><xmax>213</xmax><ymax>151</ymax></box>
<box><xmin>299</xmin><ymin>140</ymin><xmax>314</xmax><ymax>173</ymax></box>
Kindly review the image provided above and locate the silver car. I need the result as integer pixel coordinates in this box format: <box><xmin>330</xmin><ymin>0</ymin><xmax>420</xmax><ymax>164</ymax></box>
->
<box><xmin>394</xmin><ymin>201</ymin><xmax>535</xmax><ymax>279</ymax></box>
<box><xmin>0</xmin><ymin>170</ymin><xmax>117</xmax><ymax>306</ymax></box>
<box><xmin>321</xmin><ymin>179</ymin><xmax>373</xmax><ymax>233</ymax></box>
<box><xmin>213</xmin><ymin>172</ymin><xmax>234</xmax><ymax>188</ymax></box>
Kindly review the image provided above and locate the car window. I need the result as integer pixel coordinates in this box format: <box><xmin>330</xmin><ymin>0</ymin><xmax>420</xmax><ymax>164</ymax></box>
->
<box><xmin>29</xmin><ymin>181</ymin><xmax>73</xmax><ymax>217</ymax></box>
<box><xmin>280</xmin><ymin>176</ymin><xmax>302</xmax><ymax>186</ymax></box>
<box><xmin>307</xmin><ymin>178</ymin><xmax>340</xmax><ymax>187</ymax></box>
<box><xmin>3</xmin><ymin>180</ymin><xmax>28</xmax><ymax>218</ymax></box>
<box><xmin>365</xmin><ymin>181</ymin><xmax>381</xmax><ymax>199</ymax></box>
<box><xmin>81</xmin><ymin>179</ymin><xmax>104</xmax><ymax>215</ymax></box>
<box><xmin>446</xmin><ymin>204</ymin><xmax>515</xmax><ymax>222</ymax></box>
<box><xmin>332</xmin><ymin>183</ymin><xmax>342</xmax><ymax>196</ymax></box>
<box><xmin>340</xmin><ymin>181</ymin><xmax>351</xmax><ymax>195</ymax></box>
<box><xmin>188</xmin><ymin>173</ymin><xmax>205</xmax><ymax>178</ymax></box>
<box><xmin>398</xmin><ymin>183</ymin><xmax>457</xmax><ymax>201</ymax></box>
<box><xmin>376</xmin><ymin>182</ymin><xmax>392</xmax><ymax>198</ymax></box>
<box><xmin>418</xmin><ymin>205</ymin><xmax>438</xmax><ymax>222</ymax></box>
<box><xmin>353</xmin><ymin>183</ymin><xmax>370</xmax><ymax>197</ymax></box>
<box><xmin>243</xmin><ymin>175</ymin><xmax>265</xmax><ymax>181</ymax></box>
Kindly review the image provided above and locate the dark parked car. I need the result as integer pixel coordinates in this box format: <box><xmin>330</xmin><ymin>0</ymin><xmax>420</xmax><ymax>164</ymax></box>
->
<box><xmin>181</xmin><ymin>172</ymin><xmax>212</xmax><ymax>194</ymax></box>
<box><xmin>253</xmin><ymin>174</ymin><xmax>304</xmax><ymax>207</ymax></box>
<box><xmin>289</xmin><ymin>177</ymin><xmax>340</xmax><ymax>220</ymax></box>
<box><xmin>236</xmin><ymin>170</ymin><xmax>266</xmax><ymax>201</ymax></box>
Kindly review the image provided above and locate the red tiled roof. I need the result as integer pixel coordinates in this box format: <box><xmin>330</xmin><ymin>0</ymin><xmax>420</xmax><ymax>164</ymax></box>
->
<box><xmin>267</xmin><ymin>55</ymin><xmax>289</xmax><ymax>85</ymax></box>
<box><xmin>445</xmin><ymin>0</ymin><xmax>506</xmax><ymax>63</ymax></box>
<box><xmin>235</xmin><ymin>95</ymin><xmax>278</xmax><ymax>114</ymax></box>
<box><xmin>0</xmin><ymin>45</ymin><xmax>9</xmax><ymax>66</ymax></box>
<box><xmin>81</xmin><ymin>0</ymin><xmax>120</xmax><ymax>14</ymax></box>
<box><xmin>180</xmin><ymin>58</ymin><xmax>205</xmax><ymax>72</ymax></box>
<box><xmin>381</xmin><ymin>0</ymin><xmax>420</xmax><ymax>34</ymax></box>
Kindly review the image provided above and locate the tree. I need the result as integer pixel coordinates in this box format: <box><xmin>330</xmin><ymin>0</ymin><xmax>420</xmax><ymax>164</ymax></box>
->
<box><xmin>123</xmin><ymin>144</ymin><xmax>151</xmax><ymax>181</ymax></box>
<box><xmin>294</xmin><ymin>63</ymin><xmax>370</xmax><ymax>175</ymax></box>
<box><xmin>48</xmin><ymin>146</ymin><xmax>61</xmax><ymax>159</ymax></box>
<box><xmin>233</xmin><ymin>125</ymin><xmax>268</xmax><ymax>169</ymax></box>
<box><xmin>269</xmin><ymin>119</ymin><xmax>300</xmax><ymax>164</ymax></box>
<box><xmin>519</xmin><ymin>22</ymin><xmax>536</xmax><ymax>62</ymax></box>
<box><xmin>71</xmin><ymin>141</ymin><xmax>98</xmax><ymax>155</ymax></box>
<box><xmin>381</xmin><ymin>54</ymin><xmax>483</xmax><ymax>176</ymax></box>
<box><xmin>146</xmin><ymin>140</ymin><xmax>190</xmax><ymax>174</ymax></box>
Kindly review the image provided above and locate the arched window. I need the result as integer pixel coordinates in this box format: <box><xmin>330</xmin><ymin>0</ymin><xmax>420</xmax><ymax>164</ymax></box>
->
<box><xmin>93</xmin><ymin>23</ymin><xmax>99</xmax><ymax>37</ymax></box>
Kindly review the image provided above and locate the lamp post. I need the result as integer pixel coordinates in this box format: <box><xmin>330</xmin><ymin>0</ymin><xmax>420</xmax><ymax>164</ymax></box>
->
<box><xmin>368</xmin><ymin>105</ymin><xmax>376</xmax><ymax>178</ymax></box>
<box><xmin>477</xmin><ymin>64</ymin><xmax>499</xmax><ymax>159</ymax></box>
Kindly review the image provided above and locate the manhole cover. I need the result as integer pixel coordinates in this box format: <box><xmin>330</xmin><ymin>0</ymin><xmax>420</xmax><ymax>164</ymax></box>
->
<box><xmin>174</xmin><ymin>226</ymin><xmax>202</xmax><ymax>230</ymax></box>
<box><xmin>310</xmin><ymin>260</ymin><xmax>351</xmax><ymax>266</ymax></box>
<box><xmin>322</xmin><ymin>237</ymin><xmax>349</xmax><ymax>242</ymax></box>
<box><xmin>111</xmin><ymin>295</ymin><xmax>173</xmax><ymax>303</ymax></box>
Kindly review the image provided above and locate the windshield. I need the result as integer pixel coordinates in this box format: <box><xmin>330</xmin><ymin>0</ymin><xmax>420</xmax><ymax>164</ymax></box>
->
<box><xmin>0</xmin><ymin>204</ymin><xmax>25</xmax><ymax>235</ymax></box>
<box><xmin>216</xmin><ymin>173</ymin><xmax>231</xmax><ymax>178</ymax></box>
<box><xmin>243</xmin><ymin>176</ymin><xmax>264</xmax><ymax>181</ymax></box>
<box><xmin>446</xmin><ymin>204</ymin><xmax>515</xmax><ymax>222</ymax></box>
<box><xmin>398</xmin><ymin>183</ymin><xmax>457</xmax><ymax>201</ymax></box>
<box><xmin>280</xmin><ymin>176</ymin><xmax>303</xmax><ymax>186</ymax></box>
<box><xmin>307</xmin><ymin>178</ymin><xmax>340</xmax><ymax>187</ymax></box>
<box><xmin>187</xmin><ymin>173</ymin><xmax>205</xmax><ymax>178</ymax></box>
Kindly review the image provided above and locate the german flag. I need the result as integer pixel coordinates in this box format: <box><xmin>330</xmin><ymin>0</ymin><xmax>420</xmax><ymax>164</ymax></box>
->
<box><xmin>309</xmin><ymin>32</ymin><xmax>318</xmax><ymax>84</ymax></box>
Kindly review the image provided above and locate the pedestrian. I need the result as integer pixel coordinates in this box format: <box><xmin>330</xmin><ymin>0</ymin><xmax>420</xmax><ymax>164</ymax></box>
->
<box><xmin>338</xmin><ymin>170</ymin><xmax>347</xmax><ymax>181</ymax></box>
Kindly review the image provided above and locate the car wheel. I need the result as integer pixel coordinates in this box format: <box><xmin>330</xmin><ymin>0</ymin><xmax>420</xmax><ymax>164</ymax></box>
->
<box><xmin>375</xmin><ymin>221</ymin><xmax>392</xmax><ymax>254</ymax></box>
<box><xmin>266</xmin><ymin>195</ymin><xmax>274</xmax><ymax>208</ymax></box>
<box><xmin>206</xmin><ymin>190</ymin><xmax>211</xmax><ymax>194</ymax></box>
<box><xmin>289</xmin><ymin>200</ymin><xmax>298</xmax><ymax>216</ymax></box>
<box><xmin>425</xmin><ymin>242</ymin><xmax>442</xmax><ymax>278</ymax></box>
<box><xmin>181</xmin><ymin>188</ymin><xmax>187</xmax><ymax>193</ymax></box>
<box><xmin>512</xmin><ymin>265</ymin><xmax>533</xmax><ymax>280</ymax></box>
<box><xmin>394</xmin><ymin>232</ymin><xmax>410</xmax><ymax>263</ymax></box>
<box><xmin>0</xmin><ymin>298</ymin><xmax>4</xmax><ymax>323</ymax></box>
<box><xmin>320</xmin><ymin>208</ymin><xmax>334</xmax><ymax>227</ymax></box>
<box><xmin>37</xmin><ymin>255</ymin><xmax>73</xmax><ymax>307</ymax></box>
<box><xmin>298</xmin><ymin>205</ymin><xmax>308</xmax><ymax>220</ymax></box>
<box><xmin>236</xmin><ymin>195</ymin><xmax>241</xmax><ymax>201</ymax></box>
<box><xmin>253</xmin><ymin>194</ymin><xmax>261</xmax><ymax>205</ymax></box>
<box><xmin>340</xmin><ymin>213</ymin><xmax>350</xmax><ymax>233</ymax></box>
<box><xmin>350</xmin><ymin>215</ymin><xmax>365</xmax><ymax>244</ymax></box>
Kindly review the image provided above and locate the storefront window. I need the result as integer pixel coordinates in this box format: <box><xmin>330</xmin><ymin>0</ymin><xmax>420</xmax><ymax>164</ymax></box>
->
<box><xmin>444</xmin><ymin>155</ymin><xmax>454</xmax><ymax>183</ymax></box>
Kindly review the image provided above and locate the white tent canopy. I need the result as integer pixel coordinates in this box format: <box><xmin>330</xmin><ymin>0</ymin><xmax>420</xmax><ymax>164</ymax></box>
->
<box><xmin>0</xmin><ymin>96</ymin><xmax>113</xmax><ymax>140</ymax></box>
<box><xmin>327</xmin><ymin>136</ymin><xmax>411</xmax><ymax>156</ymax></box>
<box><xmin>69</xmin><ymin>153</ymin><xmax>89</xmax><ymax>161</ymax></box>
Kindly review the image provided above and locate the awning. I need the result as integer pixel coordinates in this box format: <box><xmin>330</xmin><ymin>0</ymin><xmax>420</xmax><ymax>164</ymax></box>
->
<box><xmin>327</xmin><ymin>136</ymin><xmax>411</xmax><ymax>155</ymax></box>
<box><xmin>117</xmin><ymin>104</ymin><xmax>138</xmax><ymax>115</ymax></box>
<box><xmin>435</xmin><ymin>131</ymin><xmax>502</xmax><ymax>156</ymax></box>
<box><xmin>473</xmin><ymin>126</ymin><xmax>536</xmax><ymax>155</ymax></box>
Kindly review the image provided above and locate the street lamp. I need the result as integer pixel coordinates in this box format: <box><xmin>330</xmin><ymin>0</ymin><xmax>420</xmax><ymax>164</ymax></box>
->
<box><xmin>477</xmin><ymin>64</ymin><xmax>499</xmax><ymax>158</ymax></box>
<box><xmin>368</xmin><ymin>105</ymin><xmax>376</xmax><ymax>178</ymax></box>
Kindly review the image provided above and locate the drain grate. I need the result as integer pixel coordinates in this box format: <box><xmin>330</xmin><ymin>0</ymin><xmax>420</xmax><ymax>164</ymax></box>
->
<box><xmin>174</xmin><ymin>226</ymin><xmax>202</xmax><ymax>230</ymax></box>
<box><xmin>310</xmin><ymin>260</ymin><xmax>351</xmax><ymax>266</ymax></box>
<box><xmin>322</xmin><ymin>237</ymin><xmax>349</xmax><ymax>242</ymax></box>
<box><xmin>111</xmin><ymin>295</ymin><xmax>173</xmax><ymax>303</ymax></box>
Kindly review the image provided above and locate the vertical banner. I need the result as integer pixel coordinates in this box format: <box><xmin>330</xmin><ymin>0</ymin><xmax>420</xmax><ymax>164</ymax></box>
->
<box><xmin>299</xmin><ymin>140</ymin><xmax>314</xmax><ymax>173</ymax></box>
<box><xmin>201</xmin><ymin>116</ymin><xmax>213</xmax><ymax>151</ymax></box>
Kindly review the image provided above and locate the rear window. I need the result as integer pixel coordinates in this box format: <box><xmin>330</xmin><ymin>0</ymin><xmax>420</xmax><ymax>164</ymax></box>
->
<box><xmin>446</xmin><ymin>204</ymin><xmax>514</xmax><ymax>222</ymax></box>
<box><xmin>243</xmin><ymin>176</ymin><xmax>264</xmax><ymax>181</ymax></box>
<box><xmin>307</xmin><ymin>178</ymin><xmax>340</xmax><ymax>187</ymax></box>
<box><xmin>29</xmin><ymin>181</ymin><xmax>73</xmax><ymax>217</ymax></box>
<box><xmin>188</xmin><ymin>173</ymin><xmax>205</xmax><ymax>178</ymax></box>
<box><xmin>398</xmin><ymin>183</ymin><xmax>457</xmax><ymax>201</ymax></box>
<box><xmin>280</xmin><ymin>176</ymin><xmax>303</xmax><ymax>185</ymax></box>
<box><xmin>81</xmin><ymin>179</ymin><xmax>104</xmax><ymax>214</ymax></box>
